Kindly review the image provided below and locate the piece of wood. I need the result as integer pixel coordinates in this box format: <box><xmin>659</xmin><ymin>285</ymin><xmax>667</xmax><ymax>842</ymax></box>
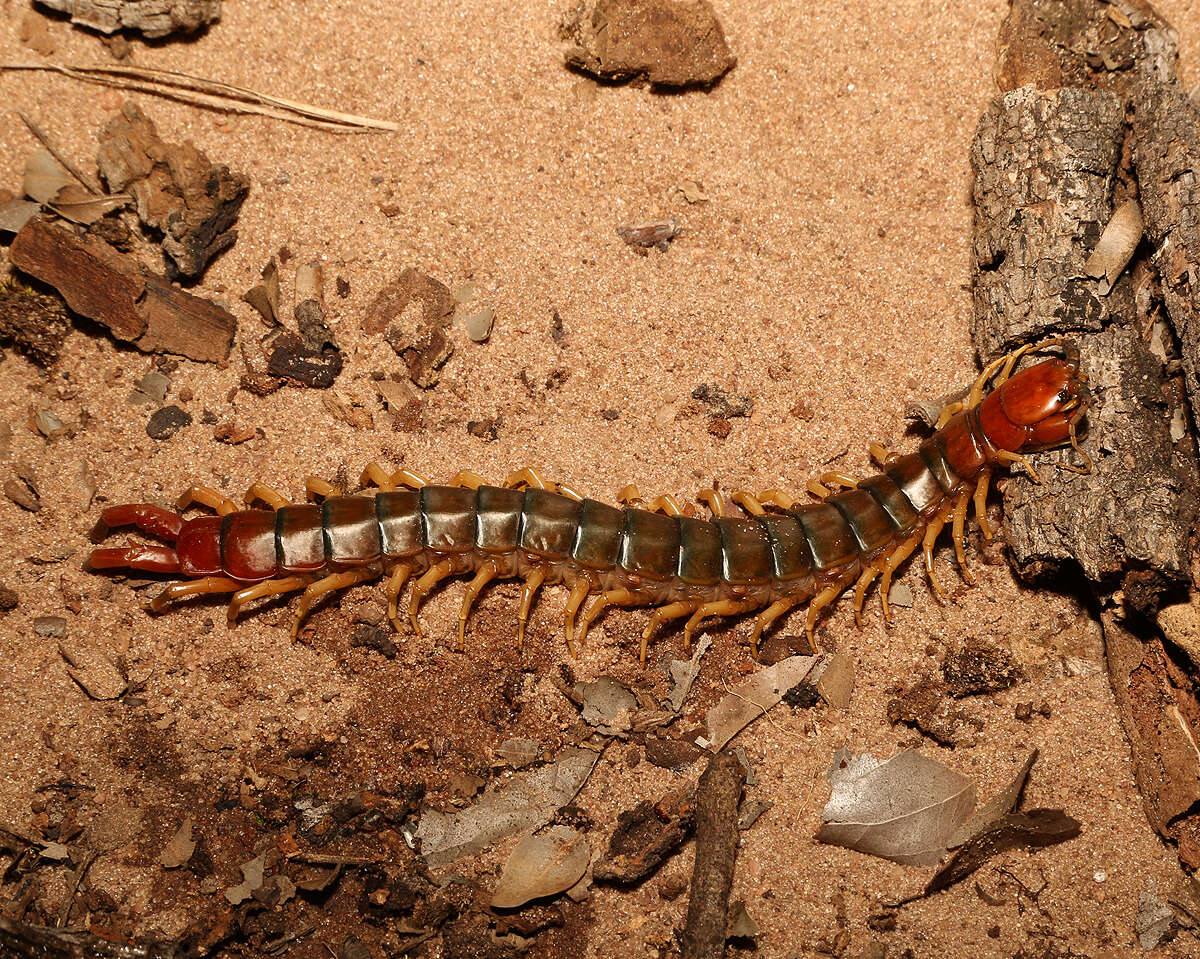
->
<box><xmin>34</xmin><ymin>0</ymin><xmax>220</xmax><ymax>38</ymax></box>
<box><xmin>681</xmin><ymin>751</ymin><xmax>745</xmax><ymax>959</ymax></box>
<box><xmin>9</xmin><ymin>218</ymin><xmax>235</xmax><ymax>363</ymax></box>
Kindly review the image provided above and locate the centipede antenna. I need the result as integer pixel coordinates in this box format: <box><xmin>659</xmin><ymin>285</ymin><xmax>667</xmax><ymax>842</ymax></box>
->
<box><xmin>1058</xmin><ymin>422</ymin><xmax>1094</xmax><ymax>476</ymax></box>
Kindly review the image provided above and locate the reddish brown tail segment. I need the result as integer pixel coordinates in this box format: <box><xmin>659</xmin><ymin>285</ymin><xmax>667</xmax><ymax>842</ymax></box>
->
<box><xmin>86</xmin><ymin>342</ymin><xmax>1091</xmax><ymax>663</ymax></box>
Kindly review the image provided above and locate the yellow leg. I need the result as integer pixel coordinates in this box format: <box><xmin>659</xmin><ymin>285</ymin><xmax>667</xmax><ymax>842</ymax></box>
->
<box><xmin>804</xmin><ymin>577</ymin><xmax>852</xmax><ymax>648</ymax></box>
<box><xmin>618</xmin><ymin>486</ymin><xmax>681</xmax><ymax>515</ymax></box>
<box><xmin>852</xmin><ymin>566</ymin><xmax>880</xmax><ymax>627</ymax></box>
<box><xmin>951</xmin><ymin>492</ymin><xmax>975</xmax><ymax>585</ymax></box>
<box><xmin>409</xmin><ymin>559</ymin><xmax>456</xmax><ymax>638</ymax></box>
<box><xmin>922</xmin><ymin>511</ymin><xmax>951</xmax><ymax>602</ymax></box>
<box><xmin>807</xmin><ymin>479</ymin><xmax>832</xmax><ymax>499</ymax></box>
<box><xmin>228</xmin><ymin>575</ymin><xmax>309</xmax><ymax>623</ymax></box>
<box><xmin>517</xmin><ymin>569</ymin><xmax>546</xmax><ymax>654</ymax></box>
<box><xmin>578</xmin><ymin>588</ymin><xmax>641</xmax><ymax>649</ymax></box>
<box><xmin>150</xmin><ymin>576</ymin><xmax>241</xmax><ymax>613</ymax></box>
<box><xmin>505</xmin><ymin>466</ymin><xmax>548</xmax><ymax>490</ymax></box>
<box><xmin>386</xmin><ymin>563</ymin><xmax>412</xmax><ymax>633</ymax></box>
<box><xmin>457</xmin><ymin>560</ymin><xmax>500</xmax><ymax>650</ymax></box>
<box><xmin>390</xmin><ymin>468</ymin><xmax>429</xmax><ymax>489</ymax></box>
<box><xmin>244</xmin><ymin>483</ymin><xmax>290</xmax><ymax>509</ymax></box>
<box><xmin>879</xmin><ymin>531</ymin><xmax>922</xmax><ymax>623</ymax></box>
<box><xmin>748</xmin><ymin>596</ymin><xmax>803</xmax><ymax>655</ymax></box>
<box><xmin>994</xmin><ymin>449</ymin><xmax>1042</xmax><ymax>484</ymax></box>
<box><xmin>683</xmin><ymin>599</ymin><xmax>759</xmax><ymax>652</ymax></box>
<box><xmin>697</xmin><ymin>489</ymin><xmax>726</xmax><ymax>518</ymax></box>
<box><xmin>934</xmin><ymin>401</ymin><xmax>964</xmax><ymax>430</ymax></box>
<box><xmin>563</xmin><ymin>577</ymin><xmax>591</xmax><ymax>656</ymax></box>
<box><xmin>360</xmin><ymin>462</ymin><xmax>396</xmax><ymax>490</ymax></box>
<box><xmin>730</xmin><ymin>491</ymin><xmax>765</xmax><ymax>516</ymax></box>
<box><xmin>555</xmin><ymin>483</ymin><xmax>586</xmax><ymax>502</ymax></box>
<box><xmin>291</xmin><ymin>565</ymin><xmax>381</xmax><ymax>640</ymax></box>
<box><xmin>758</xmin><ymin>489</ymin><xmax>795</xmax><ymax>509</ymax></box>
<box><xmin>447</xmin><ymin>470</ymin><xmax>487</xmax><ymax>490</ymax></box>
<box><xmin>869</xmin><ymin>443</ymin><xmax>900</xmax><ymax>468</ymax></box>
<box><xmin>616</xmin><ymin>483</ymin><xmax>642</xmax><ymax>505</ymax></box>
<box><xmin>973</xmin><ymin>470</ymin><xmax>994</xmax><ymax>541</ymax></box>
<box><xmin>642</xmin><ymin>601</ymin><xmax>701</xmax><ymax>664</ymax></box>
<box><xmin>807</xmin><ymin>473</ymin><xmax>856</xmax><ymax>500</ymax></box>
<box><xmin>305</xmin><ymin>476</ymin><xmax>339</xmax><ymax>500</ymax></box>
<box><xmin>176</xmin><ymin>486</ymin><xmax>238</xmax><ymax>515</ymax></box>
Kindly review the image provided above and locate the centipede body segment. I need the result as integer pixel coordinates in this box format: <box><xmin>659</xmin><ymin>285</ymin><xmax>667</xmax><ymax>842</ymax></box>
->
<box><xmin>87</xmin><ymin>341</ymin><xmax>1092</xmax><ymax>663</ymax></box>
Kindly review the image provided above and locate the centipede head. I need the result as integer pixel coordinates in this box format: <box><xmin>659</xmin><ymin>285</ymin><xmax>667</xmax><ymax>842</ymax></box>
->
<box><xmin>977</xmin><ymin>340</ymin><xmax>1091</xmax><ymax>465</ymax></box>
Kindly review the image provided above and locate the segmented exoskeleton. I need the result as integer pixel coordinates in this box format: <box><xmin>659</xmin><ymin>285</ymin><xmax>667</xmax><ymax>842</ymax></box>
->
<box><xmin>88</xmin><ymin>341</ymin><xmax>1091</xmax><ymax>663</ymax></box>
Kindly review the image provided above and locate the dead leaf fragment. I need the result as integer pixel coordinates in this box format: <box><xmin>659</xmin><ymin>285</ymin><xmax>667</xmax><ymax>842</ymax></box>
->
<box><xmin>702</xmin><ymin>655</ymin><xmax>819</xmax><ymax>750</ymax></box>
<box><xmin>677</xmin><ymin>180</ymin><xmax>709</xmax><ymax>203</ymax></box>
<box><xmin>490</xmin><ymin>826</ymin><xmax>590</xmax><ymax>908</ymax></box>
<box><xmin>816</xmin><ymin>749</ymin><xmax>975</xmax><ymax>866</ymax></box>
<box><xmin>576</xmin><ymin>677</ymin><xmax>638</xmax><ymax>735</ymax></box>
<box><xmin>59</xmin><ymin>643</ymin><xmax>126</xmax><ymax>699</ymax></box>
<box><xmin>23</xmin><ymin>150</ymin><xmax>128</xmax><ymax>225</ymax></box>
<box><xmin>24</xmin><ymin>150</ymin><xmax>74</xmax><ymax>205</ymax></box>
<box><xmin>160</xmin><ymin>818</ymin><xmax>196</xmax><ymax>868</ymax></box>
<box><xmin>224</xmin><ymin>853</ymin><xmax>266</xmax><ymax>904</ymax></box>
<box><xmin>616</xmin><ymin>218</ymin><xmax>681</xmax><ymax>252</ymax></box>
<box><xmin>727</xmin><ymin>900</ymin><xmax>760</xmax><ymax>940</ymax></box>
<box><xmin>0</xmin><ymin>199</ymin><xmax>41</xmax><ymax>234</ymax></box>
<box><xmin>497</xmin><ymin>738</ymin><xmax>540</xmax><ymax>768</ymax></box>
<box><xmin>947</xmin><ymin>750</ymin><xmax>1038</xmax><ymax>849</ymax></box>
<box><xmin>667</xmin><ymin>633</ymin><xmax>711</xmax><ymax>711</ymax></box>
<box><xmin>1084</xmin><ymin>199</ymin><xmax>1143</xmax><ymax>295</ymax></box>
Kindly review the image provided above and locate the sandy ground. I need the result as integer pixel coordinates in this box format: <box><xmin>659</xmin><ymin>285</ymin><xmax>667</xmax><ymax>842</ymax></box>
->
<box><xmin>3</xmin><ymin>0</ymin><xmax>1200</xmax><ymax>956</ymax></box>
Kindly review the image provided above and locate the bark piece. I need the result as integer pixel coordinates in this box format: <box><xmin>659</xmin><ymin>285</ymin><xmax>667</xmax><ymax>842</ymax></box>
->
<box><xmin>34</xmin><ymin>0</ymin><xmax>220</xmax><ymax>37</ymax></box>
<box><xmin>9</xmin><ymin>218</ymin><xmax>235</xmax><ymax>362</ymax></box>
<box><xmin>681</xmin><ymin>751</ymin><xmax>745</xmax><ymax>959</ymax></box>
<box><xmin>996</xmin><ymin>0</ymin><xmax>1178</xmax><ymax>95</ymax></box>
<box><xmin>1001</xmin><ymin>322</ymin><xmax>1198</xmax><ymax>592</ymax></box>
<box><xmin>1131</xmin><ymin>79</ymin><xmax>1200</xmax><ymax>434</ymax></box>
<box><xmin>594</xmin><ymin>788</ymin><xmax>694</xmax><ymax>885</ymax></box>
<box><xmin>561</xmin><ymin>0</ymin><xmax>736</xmax><ymax>88</ymax></box>
<box><xmin>97</xmin><ymin>101</ymin><xmax>248</xmax><ymax>278</ymax></box>
<box><xmin>971</xmin><ymin>85</ymin><xmax>1125</xmax><ymax>359</ymax></box>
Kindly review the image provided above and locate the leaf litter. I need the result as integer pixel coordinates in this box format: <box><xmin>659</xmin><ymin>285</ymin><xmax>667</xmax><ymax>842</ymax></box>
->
<box><xmin>489</xmin><ymin>825</ymin><xmax>590</xmax><ymax>908</ymax></box>
<box><xmin>700</xmin><ymin>654</ymin><xmax>822</xmax><ymax>750</ymax></box>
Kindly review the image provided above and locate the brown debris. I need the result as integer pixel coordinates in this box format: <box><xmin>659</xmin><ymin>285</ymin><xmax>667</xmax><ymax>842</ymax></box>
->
<box><xmin>146</xmin><ymin>404</ymin><xmax>192</xmax><ymax>439</ymax></box>
<box><xmin>594</xmin><ymin>787</ymin><xmax>694</xmax><ymax>885</ymax></box>
<box><xmin>616</xmin><ymin>218</ymin><xmax>681</xmax><ymax>252</ymax></box>
<box><xmin>243</xmin><ymin>257</ymin><xmax>280</xmax><ymax>326</ymax></box>
<box><xmin>561</xmin><ymin>0</ymin><xmax>736</xmax><ymax>88</ymax></box>
<box><xmin>34</xmin><ymin>0</ymin><xmax>220</xmax><ymax>37</ymax></box>
<box><xmin>0</xmin><ymin>281</ymin><xmax>72</xmax><ymax>367</ymax></box>
<box><xmin>362</xmin><ymin>266</ymin><xmax>455</xmax><ymax>335</ymax></box>
<box><xmin>681</xmin><ymin>750</ymin><xmax>746</xmax><ymax>959</ymax></box>
<box><xmin>97</xmin><ymin>101</ymin><xmax>248</xmax><ymax>278</ymax></box>
<box><xmin>10</xmin><ymin>218</ymin><xmax>235</xmax><ymax>362</ymax></box>
<box><xmin>942</xmin><ymin>636</ymin><xmax>1024</xmax><ymax>698</ymax></box>
<box><xmin>886</xmin><ymin>678</ymin><xmax>972</xmax><ymax>747</ymax></box>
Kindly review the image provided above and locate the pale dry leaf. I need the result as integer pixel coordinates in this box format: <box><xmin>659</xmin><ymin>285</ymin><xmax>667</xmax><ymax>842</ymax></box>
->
<box><xmin>0</xmin><ymin>198</ymin><xmax>40</xmax><ymax>233</ymax></box>
<box><xmin>59</xmin><ymin>643</ymin><xmax>126</xmax><ymax>700</ymax></box>
<box><xmin>703</xmin><ymin>654</ymin><xmax>820</xmax><ymax>750</ymax></box>
<box><xmin>490</xmin><ymin>826</ymin><xmax>590</xmax><ymax>908</ymax></box>
<box><xmin>947</xmin><ymin>749</ymin><xmax>1038</xmax><ymax>848</ymax></box>
<box><xmin>49</xmin><ymin>183</ymin><xmax>128</xmax><ymax>225</ymax></box>
<box><xmin>815</xmin><ymin>748</ymin><xmax>976</xmax><ymax>866</ymax></box>
<box><xmin>497</xmin><ymin>737</ymin><xmax>540</xmax><ymax>768</ymax></box>
<box><xmin>416</xmin><ymin>746</ymin><xmax>598</xmax><ymax>867</ymax></box>
<box><xmin>576</xmin><ymin>677</ymin><xmax>637</xmax><ymax>735</ymax></box>
<box><xmin>224</xmin><ymin>852</ymin><xmax>266</xmax><ymax>904</ymax></box>
<box><xmin>1084</xmin><ymin>199</ymin><xmax>1143</xmax><ymax>295</ymax></box>
<box><xmin>159</xmin><ymin>818</ymin><xmax>195</xmax><ymax>868</ymax></box>
<box><xmin>727</xmin><ymin>900</ymin><xmax>761</xmax><ymax>939</ymax></box>
<box><xmin>24</xmin><ymin>149</ymin><xmax>74</xmax><ymax>204</ymax></box>
<box><xmin>667</xmin><ymin>633</ymin><xmax>711</xmax><ymax>712</ymax></box>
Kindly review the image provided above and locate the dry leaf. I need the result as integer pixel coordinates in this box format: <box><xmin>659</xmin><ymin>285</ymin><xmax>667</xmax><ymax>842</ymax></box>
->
<box><xmin>416</xmin><ymin>746</ymin><xmax>598</xmax><ymax>867</ymax></box>
<box><xmin>946</xmin><ymin>750</ymin><xmax>1037</xmax><ymax>848</ymax></box>
<box><xmin>490</xmin><ymin>826</ymin><xmax>590</xmax><ymax>908</ymax></box>
<box><xmin>667</xmin><ymin>633</ymin><xmax>711</xmax><ymax>712</ymax></box>
<box><xmin>59</xmin><ymin>643</ymin><xmax>126</xmax><ymax>700</ymax></box>
<box><xmin>702</xmin><ymin>654</ymin><xmax>820</xmax><ymax>750</ymax></box>
<box><xmin>159</xmin><ymin>818</ymin><xmax>195</xmax><ymax>868</ymax></box>
<box><xmin>224</xmin><ymin>853</ymin><xmax>266</xmax><ymax>904</ymax></box>
<box><xmin>727</xmin><ymin>900</ymin><xmax>760</xmax><ymax>939</ymax></box>
<box><xmin>24</xmin><ymin>150</ymin><xmax>74</xmax><ymax>205</ymax></box>
<box><xmin>815</xmin><ymin>749</ymin><xmax>975</xmax><ymax>866</ymax></box>
<box><xmin>497</xmin><ymin>737</ymin><xmax>540</xmax><ymax>768</ymax></box>
<box><xmin>0</xmin><ymin>199</ymin><xmax>40</xmax><ymax>234</ymax></box>
<box><xmin>677</xmin><ymin>180</ymin><xmax>709</xmax><ymax>203</ymax></box>
<box><xmin>49</xmin><ymin>185</ymin><xmax>128</xmax><ymax>225</ymax></box>
<box><xmin>576</xmin><ymin>677</ymin><xmax>637</xmax><ymax>735</ymax></box>
<box><xmin>1085</xmin><ymin>199</ymin><xmax>1143</xmax><ymax>295</ymax></box>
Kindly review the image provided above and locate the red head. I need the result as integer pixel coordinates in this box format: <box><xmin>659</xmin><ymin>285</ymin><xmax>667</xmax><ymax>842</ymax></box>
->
<box><xmin>976</xmin><ymin>349</ymin><xmax>1090</xmax><ymax>456</ymax></box>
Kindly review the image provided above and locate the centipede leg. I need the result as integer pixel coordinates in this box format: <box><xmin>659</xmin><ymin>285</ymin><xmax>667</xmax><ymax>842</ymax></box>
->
<box><xmin>973</xmin><ymin>470</ymin><xmax>994</xmax><ymax>541</ymax></box>
<box><xmin>749</xmin><ymin>596</ymin><xmax>803</xmax><ymax>656</ymax></box>
<box><xmin>757</xmin><ymin>489</ymin><xmax>795</xmax><ymax>509</ymax></box>
<box><xmin>697</xmin><ymin>489</ymin><xmax>726</xmax><ymax>518</ymax></box>
<box><xmin>852</xmin><ymin>566</ymin><xmax>880</xmax><ymax>627</ymax></box>
<box><xmin>578</xmin><ymin>588</ymin><xmax>640</xmax><ymax>650</ymax></box>
<box><xmin>730</xmin><ymin>491</ymin><xmax>766</xmax><ymax>516</ymax></box>
<box><xmin>385</xmin><ymin>563</ymin><xmax>413</xmax><ymax>633</ymax></box>
<box><xmin>922</xmin><ymin>510</ymin><xmax>952</xmax><ymax>602</ymax></box>
<box><xmin>360</xmin><ymin>462</ymin><xmax>398</xmax><ymax>490</ymax></box>
<box><xmin>869</xmin><ymin>443</ymin><xmax>901</xmax><ymax>468</ymax></box>
<box><xmin>642</xmin><ymin>601</ymin><xmax>701</xmax><ymax>664</ymax></box>
<box><xmin>562</xmin><ymin>578</ymin><xmax>591</xmax><ymax>657</ymax></box>
<box><xmin>995</xmin><ymin>449</ymin><xmax>1042</xmax><ymax>484</ymax></box>
<box><xmin>806</xmin><ymin>472</ymin><xmax>858</xmax><ymax>500</ymax></box>
<box><xmin>447</xmin><ymin>470</ymin><xmax>487</xmax><ymax>490</ymax></box>
<box><xmin>291</xmin><ymin>565</ymin><xmax>381</xmax><ymax>641</ymax></box>
<box><xmin>879</xmin><ymin>531</ymin><xmax>921</xmax><ymax>623</ymax></box>
<box><xmin>950</xmin><ymin>492</ymin><xmax>975</xmax><ymax>585</ymax></box>
<box><xmin>684</xmin><ymin>600</ymin><xmax>759</xmax><ymax>653</ymax></box>
<box><xmin>304</xmin><ymin>476</ymin><xmax>340</xmax><ymax>500</ymax></box>
<box><xmin>409</xmin><ymin>559</ymin><xmax>455</xmax><ymax>639</ymax></box>
<box><xmin>505</xmin><ymin>466</ymin><xmax>549</xmax><ymax>490</ymax></box>
<box><xmin>804</xmin><ymin>576</ymin><xmax>853</xmax><ymax>648</ymax></box>
<box><xmin>244</xmin><ymin>483</ymin><xmax>290</xmax><ymax>509</ymax></box>
<box><xmin>618</xmin><ymin>486</ymin><xmax>682</xmax><ymax>516</ymax></box>
<box><xmin>150</xmin><ymin>576</ymin><xmax>242</xmax><ymax>613</ymax></box>
<box><xmin>517</xmin><ymin>569</ymin><xmax>546</xmax><ymax>653</ymax></box>
<box><xmin>176</xmin><ymin>486</ymin><xmax>238</xmax><ymax>515</ymax></box>
<box><xmin>457</xmin><ymin>560</ymin><xmax>500</xmax><ymax>651</ymax></box>
<box><xmin>389</xmin><ymin>468</ymin><xmax>429</xmax><ymax>489</ymax></box>
<box><xmin>229</xmin><ymin>575</ymin><xmax>310</xmax><ymax>624</ymax></box>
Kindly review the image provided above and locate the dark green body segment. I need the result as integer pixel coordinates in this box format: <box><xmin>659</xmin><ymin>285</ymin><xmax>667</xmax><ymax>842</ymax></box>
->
<box><xmin>883</xmin><ymin>452</ymin><xmax>944</xmax><ymax>516</ymax></box>
<box><xmin>856</xmin><ymin>474</ymin><xmax>918</xmax><ymax>533</ymax></box>
<box><xmin>376</xmin><ymin>490</ymin><xmax>423</xmax><ymax>556</ymax></box>
<box><xmin>717</xmin><ymin>517</ymin><xmax>773</xmax><ymax>584</ymax></box>
<box><xmin>520</xmin><ymin>488</ymin><xmax>582</xmax><ymax>558</ymax></box>
<box><xmin>323</xmin><ymin>495</ymin><xmax>381</xmax><ymax>563</ymax></box>
<box><xmin>277</xmin><ymin>503</ymin><xmax>325</xmax><ymax>571</ymax></box>
<box><xmin>475</xmin><ymin>485</ymin><xmax>524</xmax><ymax>553</ymax></box>
<box><xmin>918</xmin><ymin>436</ymin><xmax>962</xmax><ymax>494</ymax></box>
<box><xmin>422</xmin><ymin>486</ymin><xmax>477</xmax><ymax>552</ymax></box>
<box><xmin>572</xmin><ymin>499</ymin><xmax>624</xmax><ymax>569</ymax></box>
<box><xmin>758</xmin><ymin>514</ymin><xmax>813</xmax><ymax>581</ymax></box>
<box><xmin>790</xmin><ymin>503</ymin><xmax>858</xmax><ymax>571</ymax></box>
<box><xmin>677</xmin><ymin>516</ymin><xmax>722</xmax><ymax>585</ymax></box>
<box><xmin>620</xmin><ymin>509</ymin><xmax>680</xmax><ymax>579</ymax></box>
<box><xmin>828</xmin><ymin>489</ymin><xmax>894</xmax><ymax>553</ymax></box>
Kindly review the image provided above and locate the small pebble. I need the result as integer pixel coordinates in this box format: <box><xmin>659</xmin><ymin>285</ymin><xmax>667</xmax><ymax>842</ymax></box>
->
<box><xmin>147</xmin><ymin>405</ymin><xmax>193</xmax><ymax>440</ymax></box>
<box><xmin>463</xmin><ymin>308</ymin><xmax>495</xmax><ymax>343</ymax></box>
<box><xmin>35</xmin><ymin>410</ymin><xmax>66</xmax><ymax>438</ymax></box>
<box><xmin>0</xmin><ymin>585</ymin><xmax>18</xmax><ymax>611</ymax></box>
<box><xmin>33</xmin><ymin>615</ymin><xmax>66</xmax><ymax>638</ymax></box>
<box><xmin>3</xmin><ymin>477</ymin><xmax>40</xmax><ymax>512</ymax></box>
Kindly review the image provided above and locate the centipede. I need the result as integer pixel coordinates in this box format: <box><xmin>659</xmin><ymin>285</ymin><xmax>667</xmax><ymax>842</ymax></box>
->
<box><xmin>87</xmin><ymin>340</ymin><xmax>1092</xmax><ymax>664</ymax></box>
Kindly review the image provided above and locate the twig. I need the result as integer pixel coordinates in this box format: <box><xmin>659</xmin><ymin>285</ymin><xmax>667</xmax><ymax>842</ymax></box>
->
<box><xmin>263</xmin><ymin>924</ymin><xmax>315</xmax><ymax>954</ymax></box>
<box><xmin>18</xmin><ymin>112</ymin><xmax>102</xmax><ymax>195</ymax></box>
<box><xmin>2</xmin><ymin>63</ymin><xmax>399</xmax><ymax>132</ymax></box>
<box><xmin>56</xmin><ymin>850</ymin><xmax>97</xmax><ymax>928</ymax></box>
<box><xmin>286</xmin><ymin>851</ymin><xmax>385</xmax><ymax>866</ymax></box>
<box><xmin>681</xmin><ymin>750</ymin><xmax>746</xmax><ymax>959</ymax></box>
<box><xmin>396</xmin><ymin>930</ymin><xmax>438</xmax><ymax>955</ymax></box>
